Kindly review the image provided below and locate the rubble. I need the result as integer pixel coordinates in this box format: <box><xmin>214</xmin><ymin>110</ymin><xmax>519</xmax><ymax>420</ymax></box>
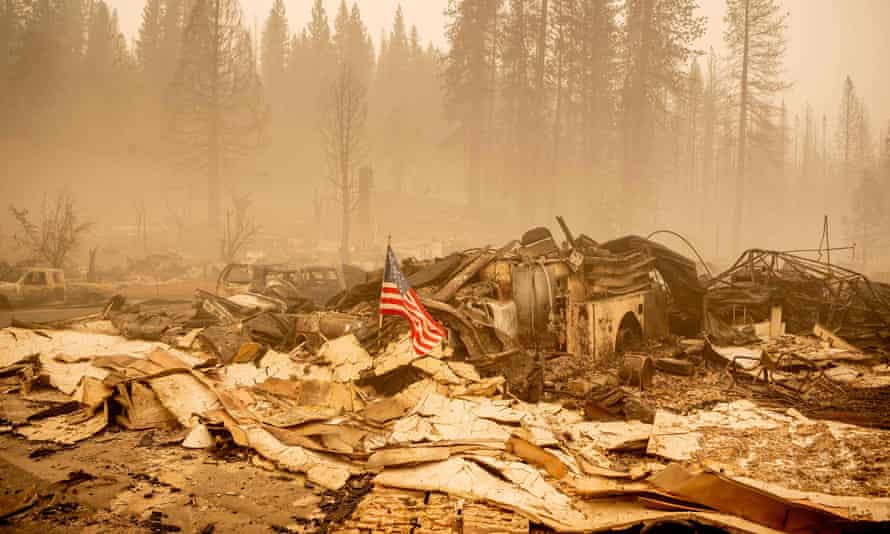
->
<box><xmin>1</xmin><ymin>222</ymin><xmax>889</xmax><ymax>533</ymax></box>
<box><xmin>705</xmin><ymin>249</ymin><xmax>890</xmax><ymax>351</ymax></box>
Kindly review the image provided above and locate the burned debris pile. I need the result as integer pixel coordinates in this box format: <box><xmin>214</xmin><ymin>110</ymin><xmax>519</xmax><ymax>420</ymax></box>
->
<box><xmin>702</xmin><ymin>249</ymin><xmax>890</xmax><ymax>428</ymax></box>
<box><xmin>705</xmin><ymin>249</ymin><xmax>890</xmax><ymax>349</ymax></box>
<box><xmin>1</xmin><ymin>223</ymin><xmax>890</xmax><ymax>533</ymax></box>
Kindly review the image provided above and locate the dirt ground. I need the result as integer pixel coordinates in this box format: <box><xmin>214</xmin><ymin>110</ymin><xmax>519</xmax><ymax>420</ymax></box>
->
<box><xmin>0</xmin><ymin>427</ymin><xmax>318</xmax><ymax>533</ymax></box>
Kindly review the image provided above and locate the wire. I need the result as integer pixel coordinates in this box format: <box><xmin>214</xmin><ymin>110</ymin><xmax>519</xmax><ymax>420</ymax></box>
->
<box><xmin>646</xmin><ymin>230</ymin><xmax>713</xmax><ymax>278</ymax></box>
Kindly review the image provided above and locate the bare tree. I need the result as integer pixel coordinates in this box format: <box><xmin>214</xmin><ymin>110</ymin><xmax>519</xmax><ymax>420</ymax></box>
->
<box><xmin>321</xmin><ymin>59</ymin><xmax>367</xmax><ymax>264</ymax></box>
<box><xmin>9</xmin><ymin>191</ymin><xmax>92</xmax><ymax>268</ymax></box>
<box><xmin>220</xmin><ymin>193</ymin><xmax>259</xmax><ymax>263</ymax></box>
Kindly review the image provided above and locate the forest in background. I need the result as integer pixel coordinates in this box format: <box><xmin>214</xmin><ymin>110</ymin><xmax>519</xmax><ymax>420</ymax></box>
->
<box><xmin>0</xmin><ymin>0</ymin><xmax>888</xmax><ymax>272</ymax></box>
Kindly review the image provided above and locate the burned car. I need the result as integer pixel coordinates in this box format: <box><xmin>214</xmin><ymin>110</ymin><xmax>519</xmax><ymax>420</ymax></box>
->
<box><xmin>0</xmin><ymin>266</ymin><xmax>112</xmax><ymax>308</ymax></box>
<box><xmin>216</xmin><ymin>263</ymin><xmax>364</xmax><ymax>310</ymax></box>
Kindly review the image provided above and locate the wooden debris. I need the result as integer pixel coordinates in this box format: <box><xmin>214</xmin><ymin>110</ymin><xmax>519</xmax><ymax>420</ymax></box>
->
<box><xmin>813</xmin><ymin>323</ymin><xmax>861</xmax><ymax>353</ymax></box>
<box><xmin>16</xmin><ymin>403</ymin><xmax>108</xmax><ymax>444</ymax></box>
<box><xmin>367</xmin><ymin>446</ymin><xmax>451</xmax><ymax>468</ymax></box>
<box><xmin>374</xmin><ymin>457</ymin><xmax>590</xmax><ymax>531</ymax></box>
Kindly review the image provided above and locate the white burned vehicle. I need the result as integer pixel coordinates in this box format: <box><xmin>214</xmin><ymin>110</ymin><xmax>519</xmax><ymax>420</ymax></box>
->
<box><xmin>0</xmin><ymin>267</ymin><xmax>111</xmax><ymax>308</ymax></box>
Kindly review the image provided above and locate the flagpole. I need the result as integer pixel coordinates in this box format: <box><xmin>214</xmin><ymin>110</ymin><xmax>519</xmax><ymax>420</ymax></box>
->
<box><xmin>378</xmin><ymin>235</ymin><xmax>392</xmax><ymax>348</ymax></box>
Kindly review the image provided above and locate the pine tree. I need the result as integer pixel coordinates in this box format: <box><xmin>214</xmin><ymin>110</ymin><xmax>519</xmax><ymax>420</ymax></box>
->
<box><xmin>16</xmin><ymin>0</ymin><xmax>66</xmax><ymax>127</ymax></box>
<box><xmin>530</xmin><ymin>0</ymin><xmax>549</xmax><ymax>214</ymax></box>
<box><xmin>133</xmin><ymin>0</ymin><xmax>184</xmax><ymax>147</ymax></box>
<box><xmin>500</xmin><ymin>0</ymin><xmax>540</xmax><ymax>216</ymax></box>
<box><xmin>621</xmin><ymin>0</ymin><xmax>706</xmax><ymax>226</ymax></box>
<box><xmin>168</xmin><ymin>0</ymin><xmax>266</xmax><ymax>231</ymax></box>
<box><xmin>408</xmin><ymin>40</ymin><xmax>446</xmax><ymax>196</ymax></box>
<box><xmin>303</xmin><ymin>0</ymin><xmax>332</xmax><ymax>98</ymax></box>
<box><xmin>572</xmin><ymin>0</ymin><xmax>619</xmax><ymax>170</ymax></box>
<box><xmin>389</xmin><ymin>5</ymin><xmax>409</xmax><ymax>72</ymax></box>
<box><xmin>160</xmin><ymin>0</ymin><xmax>186</xmax><ymax>68</ymax></box>
<box><xmin>725</xmin><ymin>0</ymin><xmax>789</xmax><ymax>252</ymax></box>
<box><xmin>261</xmin><ymin>0</ymin><xmax>288</xmax><ymax>108</ymax></box>
<box><xmin>847</xmin><ymin>115</ymin><xmax>888</xmax><ymax>271</ymax></box>
<box><xmin>548</xmin><ymin>0</ymin><xmax>570</xmax><ymax>177</ymax></box>
<box><xmin>379</xmin><ymin>4</ymin><xmax>412</xmax><ymax>192</ymax></box>
<box><xmin>850</xmin><ymin>166</ymin><xmax>884</xmax><ymax>271</ymax></box>
<box><xmin>0</xmin><ymin>2</ymin><xmax>18</xmax><ymax>71</ymax></box>
<box><xmin>286</xmin><ymin>0</ymin><xmax>331</xmax><ymax>124</ymax></box>
<box><xmin>86</xmin><ymin>2</ymin><xmax>116</xmax><ymax>77</ymax></box>
<box><xmin>0</xmin><ymin>0</ymin><xmax>23</xmax><ymax>117</ymax></box>
<box><xmin>333</xmin><ymin>1</ymin><xmax>373</xmax><ymax>87</ymax></box>
<box><xmin>83</xmin><ymin>3</ymin><xmax>131</xmax><ymax>140</ymax></box>
<box><xmin>59</xmin><ymin>0</ymin><xmax>89</xmax><ymax>64</ymax></box>
<box><xmin>307</xmin><ymin>0</ymin><xmax>331</xmax><ymax>49</ymax></box>
<box><xmin>376</xmin><ymin>29</ymin><xmax>388</xmax><ymax>89</ymax></box>
<box><xmin>137</xmin><ymin>0</ymin><xmax>163</xmax><ymax>77</ymax></box>
<box><xmin>286</xmin><ymin>29</ymin><xmax>311</xmax><ymax>110</ymax></box>
<box><xmin>856</xmin><ymin>100</ymin><xmax>873</xmax><ymax>168</ymax></box>
<box><xmin>444</xmin><ymin>0</ymin><xmax>501</xmax><ymax>209</ymax></box>
<box><xmin>686</xmin><ymin>58</ymin><xmax>703</xmax><ymax>193</ymax></box>
<box><xmin>409</xmin><ymin>25</ymin><xmax>421</xmax><ymax>58</ymax></box>
<box><xmin>836</xmin><ymin>75</ymin><xmax>866</xmax><ymax>180</ymax></box>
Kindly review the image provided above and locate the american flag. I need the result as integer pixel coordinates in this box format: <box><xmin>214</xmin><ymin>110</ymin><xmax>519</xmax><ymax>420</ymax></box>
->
<box><xmin>379</xmin><ymin>245</ymin><xmax>446</xmax><ymax>356</ymax></box>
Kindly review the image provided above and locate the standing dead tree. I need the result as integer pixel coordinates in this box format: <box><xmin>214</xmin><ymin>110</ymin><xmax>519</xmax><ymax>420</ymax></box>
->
<box><xmin>321</xmin><ymin>59</ymin><xmax>367</xmax><ymax>265</ymax></box>
<box><xmin>220</xmin><ymin>193</ymin><xmax>259</xmax><ymax>263</ymax></box>
<box><xmin>8</xmin><ymin>191</ymin><xmax>92</xmax><ymax>268</ymax></box>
